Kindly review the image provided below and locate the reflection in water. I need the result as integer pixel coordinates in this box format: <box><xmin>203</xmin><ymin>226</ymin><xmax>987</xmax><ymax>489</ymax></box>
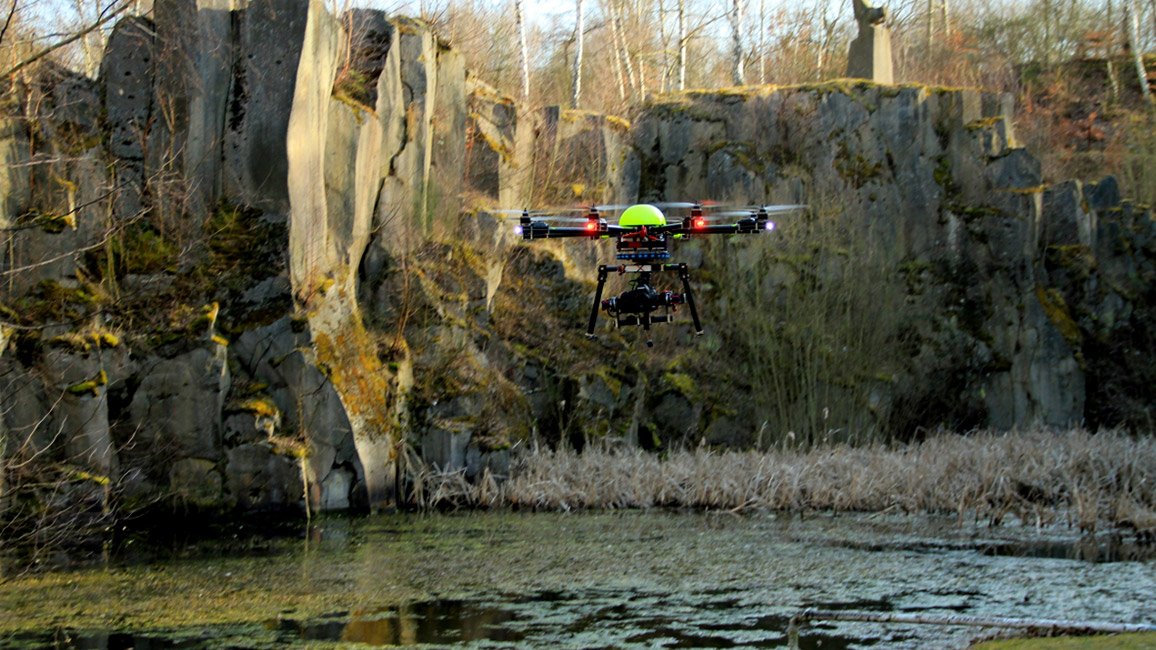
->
<box><xmin>4</xmin><ymin>589</ymin><xmax>891</xmax><ymax>649</ymax></box>
<box><xmin>272</xmin><ymin>599</ymin><xmax>524</xmax><ymax>645</ymax></box>
<box><xmin>799</xmin><ymin>527</ymin><xmax>1156</xmax><ymax>564</ymax></box>
<box><xmin>981</xmin><ymin>535</ymin><xmax>1156</xmax><ymax>563</ymax></box>
<box><xmin>264</xmin><ymin>591</ymin><xmax>890</xmax><ymax>649</ymax></box>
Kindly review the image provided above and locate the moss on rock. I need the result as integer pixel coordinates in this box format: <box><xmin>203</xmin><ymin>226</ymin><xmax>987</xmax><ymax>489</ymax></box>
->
<box><xmin>67</xmin><ymin>370</ymin><xmax>108</xmax><ymax>396</ymax></box>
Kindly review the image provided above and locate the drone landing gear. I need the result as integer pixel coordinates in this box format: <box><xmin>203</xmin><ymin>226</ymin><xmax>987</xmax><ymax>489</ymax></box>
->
<box><xmin>586</xmin><ymin>263</ymin><xmax>704</xmax><ymax>345</ymax></box>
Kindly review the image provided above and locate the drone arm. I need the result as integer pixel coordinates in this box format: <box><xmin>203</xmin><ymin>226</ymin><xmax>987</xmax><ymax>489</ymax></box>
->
<box><xmin>660</xmin><ymin>218</ymin><xmax>771</xmax><ymax>237</ymax></box>
<box><xmin>521</xmin><ymin>225</ymin><xmax>602</xmax><ymax>240</ymax></box>
<box><xmin>660</xmin><ymin>224</ymin><xmax>739</xmax><ymax>236</ymax></box>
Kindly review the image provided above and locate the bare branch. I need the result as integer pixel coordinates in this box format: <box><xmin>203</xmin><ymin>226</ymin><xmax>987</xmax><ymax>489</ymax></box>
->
<box><xmin>1</xmin><ymin>0</ymin><xmax>132</xmax><ymax>78</ymax></box>
<box><xmin>0</xmin><ymin>0</ymin><xmax>19</xmax><ymax>48</ymax></box>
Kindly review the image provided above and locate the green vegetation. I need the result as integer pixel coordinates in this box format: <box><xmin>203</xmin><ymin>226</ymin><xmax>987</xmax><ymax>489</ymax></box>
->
<box><xmin>18</xmin><ymin>208</ymin><xmax>76</xmax><ymax>234</ymax></box>
<box><xmin>3</xmin><ymin>279</ymin><xmax>105</xmax><ymax>326</ymax></box>
<box><xmin>47</xmin><ymin>328</ymin><xmax>120</xmax><ymax>352</ymax></box>
<box><xmin>1117</xmin><ymin>113</ymin><xmax>1156</xmax><ymax>209</ymax></box>
<box><xmin>66</xmin><ymin>369</ymin><xmax>108</xmax><ymax>396</ymax></box>
<box><xmin>661</xmin><ymin>372</ymin><xmax>695</xmax><ymax>396</ymax></box>
<box><xmin>236</xmin><ymin>396</ymin><xmax>280</xmax><ymax>419</ymax></box>
<box><xmin>1036</xmin><ymin>285</ymin><xmax>1082</xmax><ymax>348</ymax></box>
<box><xmin>971</xmin><ymin>633</ymin><xmax>1156</xmax><ymax>650</ymax></box>
<box><xmin>332</xmin><ymin>68</ymin><xmax>378</xmax><ymax>113</ymax></box>
<box><xmin>834</xmin><ymin>140</ymin><xmax>884</xmax><ymax>188</ymax></box>
<box><xmin>82</xmin><ymin>199</ymin><xmax>289</xmax><ymax>344</ymax></box>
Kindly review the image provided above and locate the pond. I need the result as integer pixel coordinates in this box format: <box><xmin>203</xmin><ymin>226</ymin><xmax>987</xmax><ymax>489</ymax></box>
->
<box><xmin>1</xmin><ymin>511</ymin><xmax>1154</xmax><ymax>649</ymax></box>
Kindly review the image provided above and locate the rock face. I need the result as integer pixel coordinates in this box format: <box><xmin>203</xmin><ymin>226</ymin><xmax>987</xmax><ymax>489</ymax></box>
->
<box><xmin>3</xmin><ymin>0</ymin><xmax>1155</xmax><ymax>526</ymax></box>
<box><xmin>634</xmin><ymin>83</ymin><xmax>1154</xmax><ymax>436</ymax></box>
<box><xmin>0</xmin><ymin>2</ymin><xmax>480</xmax><ymax>515</ymax></box>
<box><xmin>127</xmin><ymin>343</ymin><xmax>230</xmax><ymax>463</ymax></box>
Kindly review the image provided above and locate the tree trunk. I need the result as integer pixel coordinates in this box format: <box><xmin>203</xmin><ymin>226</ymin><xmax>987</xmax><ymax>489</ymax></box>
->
<box><xmin>658</xmin><ymin>0</ymin><xmax>669</xmax><ymax>92</ymax></box>
<box><xmin>1126</xmin><ymin>0</ymin><xmax>1153</xmax><ymax>105</ymax></box>
<box><xmin>0</xmin><ymin>325</ymin><xmax>7</xmax><ymax>517</ymax></box>
<box><xmin>757</xmin><ymin>0</ymin><xmax>765</xmax><ymax>84</ymax></box>
<box><xmin>1107</xmin><ymin>58</ymin><xmax>1120</xmax><ymax>102</ymax></box>
<box><xmin>613</xmin><ymin>0</ymin><xmax>639</xmax><ymax>99</ymax></box>
<box><xmin>1043</xmin><ymin>0</ymin><xmax>1052</xmax><ymax>66</ymax></box>
<box><xmin>515</xmin><ymin>0</ymin><xmax>530</xmax><ymax>102</ymax></box>
<box><xmin>572</xmin><ymin>0</ymin><xmax>584</xmax><ymax>108</ymax></box>
<box><xmin>731</xmin><ymin>0</ymin><xmax>744</xmax><ymax>85</ymax></box>
<box><xmin>608</xmin><ymin>1</ymin><xmax>626</xmax><ymax>101</ymax></box>
<box><xmin>677</xmin><ymin>0</ymin><xmax>686</xmax><ymax>90</ymax></box>
<box><xmin>927</xmin><ymin>0</ymin><xmax>933</xmax><ymax>51</ymax></box>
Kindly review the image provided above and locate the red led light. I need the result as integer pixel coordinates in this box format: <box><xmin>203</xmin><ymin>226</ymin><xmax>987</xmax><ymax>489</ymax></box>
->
<box><xmin>694</xmin><ymin>218</ymin><xmax>706</xmax><ymax>229</ymax></box>
<box><xmin>586</xmin><ymin>221</ymin><xmax>598</xmax><ymax>232</ymax></box>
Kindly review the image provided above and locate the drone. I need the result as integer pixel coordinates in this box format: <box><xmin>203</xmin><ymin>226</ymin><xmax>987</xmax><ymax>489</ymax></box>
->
<box><xmin>504</xmin><ymin>202</ymin><xmax>805</xmax><ymax>346</ymax></box>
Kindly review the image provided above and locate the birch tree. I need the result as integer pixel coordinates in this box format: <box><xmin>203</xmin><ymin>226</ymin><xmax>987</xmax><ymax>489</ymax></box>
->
<box><xmin>1125</xmin><ymin>0</ymin><xmax>1153</xmax><ymax>106</ymax></box>
<box><xmin>657</xmin><ymin>0</ymin><xmax>669</xmax><ymax>91</ymax></box>
<box><xmin>757</xmin><ymin>0</ymin><xmax>765</xmax><ymax>84</ymax></box>
<box><xmin>677</xmin><ymin>0</ymin><xmax>686</xmax><ymax>89</ymax></box>
<box><xmin>607</xmin><ymin>0</ymin><xmax>627</xmax><ymax>100</ymax></box>
<box><xmin>609</xmin><ymin>0</ymin><xmax>638</xmax><ymax>100</ymax></box>
<box><xmin>572</xmin><ymin>0</ymin><xmax>584</xmax><ymax>108</ymax></box>
<box><xmin>731</xmin><ymin>0</ymin><xmax>745</xmax><ymax>85</ymax></box>
<box><xmin>514</xmin><ymin>0</ymin><xmax>530</xmax><ymax>102</ymax></box>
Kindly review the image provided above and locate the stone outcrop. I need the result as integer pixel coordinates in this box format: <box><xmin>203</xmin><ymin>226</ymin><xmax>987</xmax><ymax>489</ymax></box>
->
<box><xmin>0</xmin><ymin>1</ymin><xmax>480</xmax><ymax>515</ymax></box>
<box><xmin>127</xmin><ymin>343</ymin><xmax>230</xmax><ymax>464</ymax></box>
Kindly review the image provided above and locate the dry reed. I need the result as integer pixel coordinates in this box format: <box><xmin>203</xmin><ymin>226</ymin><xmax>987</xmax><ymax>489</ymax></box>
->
<box><xmin>411</xmin><ymin>428</ymin><xmax>1156</xmax><ymax>535</ymax></box>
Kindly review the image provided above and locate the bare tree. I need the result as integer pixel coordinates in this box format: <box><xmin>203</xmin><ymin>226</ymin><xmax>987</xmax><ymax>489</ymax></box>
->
<box><xmin>609</xmin><ymin>0</ymin><xmax>638</xmax><ymax>99</ymax></box>
<box><xmin>606</xmin><ymin>0</ymin><xmax>627</xmax><ymax>100</ymax></box>
<box><xmin>1</xmin><ymin>0</ymin><xmax>132</xmax><ymax>78</ymax></box>
<box><xmin>731</xmin><ymin>0</ymin><xmax>744</xmax><ymax>85</ymax></box>
<box><xmin>514</xmin><ymin>0</ymin><xmax>530</xmax><ymax>102</ymax></box>
<box><xmin>757</xmin><ymin>0</ymin><xmax>765</xmax><ymax>84</ymax></box>
<box><xmin>1126</xmin><ymin>0</ymin><xmax>1154</xmax><ymax>106</ymax></box>
<box><xmin>657</xmin><ymin>0</ymin><xmax>669</xmax><ymax>91</ymax></box>
<box><xmin>677</xmin><ymin>0</ymin><xmax>686</xmax><ymax>89</ymax></box>
<box><xmin>572</xmin><ymin>0</ymin><xmax>584</xmax><ymax>108</ymax></box>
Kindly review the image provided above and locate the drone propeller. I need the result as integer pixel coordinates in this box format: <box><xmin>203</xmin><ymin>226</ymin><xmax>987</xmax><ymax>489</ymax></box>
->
<box><xmin>706</xmin><ymin>211</ymin><xmax>763</xmax><ymax>218</ymax></box>
<box><xmin>690</xmin><ymin>212</ymin><xmax>753</xmax><ymax>220</ymax></box>
<box><xmin>560</xmin><ymin>204</ymin><xmax>632</xmax><ymax>213</ymax></box>
<box><xmin>531</xmin><ymin>216</ymin><xmax>598</xmax><ymax>223</ymax></box>
<box><xmin>492</xmin><ymin>208</ymin><xmax>554</xmax><ymax>216</ymax></box>
<box><xmin>698</xmin><ymin>205</ymin><xmax>806</xmax><ymax>218</ymax></box>
<box><xmin>490</xmin><ymin>209</ymin><xmax>594</xmax><ymax>223</ymax></box>
<box><xmin>748</xmin><ymin>204</ymin><xmax>807</xmax><ymax>214</ymax></box>
<box><xmin>653</xmin><ymin>201</ymin><xmax>728</xmax><ymax>210</ymax></box>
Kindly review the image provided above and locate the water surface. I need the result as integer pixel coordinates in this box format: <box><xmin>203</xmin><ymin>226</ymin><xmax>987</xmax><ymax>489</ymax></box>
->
<box><xmin>1</xmin><ymin>511</ymin><xmax>1153</xmax><ymax>649</ymax></box>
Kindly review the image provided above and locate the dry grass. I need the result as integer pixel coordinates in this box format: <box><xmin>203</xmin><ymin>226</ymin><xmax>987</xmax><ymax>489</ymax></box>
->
<box><xmin>412</xmin><ymin>428</ymin><xmax>1156</xmax><ymax>535</ymax></box>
